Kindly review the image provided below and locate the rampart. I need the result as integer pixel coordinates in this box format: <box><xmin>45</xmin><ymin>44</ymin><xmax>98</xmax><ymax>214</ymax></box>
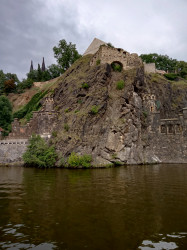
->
<box><xmin>7</xmin><ymin>97</ymin><xmax>57</xmax><ymax>140</ymax></box>
<box><xmin>0</xmin><ymin>97</ymin><xmax>58</xmax><ymax>164</ymax></box>
<box><xmin>0</xmin><ymin>139</ymin><xmax>28</xmax><ymax>164</ymax></box>
<box><xmin>90</xmin><ymin>45</ymin><xmax>142</xmax><ymax>70</ymax></box>
<box><xmin>142</xmin><ymin>94</ymin><xmax>187</xmax><ymax>163</ymax></box>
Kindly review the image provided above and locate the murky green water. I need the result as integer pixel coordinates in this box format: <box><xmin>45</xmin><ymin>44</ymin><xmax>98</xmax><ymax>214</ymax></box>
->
<box><xmin>0</xmin><ymin>164</ymin><xmax>187</xmax><ymax>249</ymax></box>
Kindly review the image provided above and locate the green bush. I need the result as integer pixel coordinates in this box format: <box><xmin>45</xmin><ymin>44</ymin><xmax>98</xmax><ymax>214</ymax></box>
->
<box><xmin>77</xmin><ymin>99</ymin><xmax>82</xmax><ymax>104</ymax></box>
<box><xmin>82</xmin><ymin>83</ymin><xmax>89</xmax><ymax>89</ymax></box>
<box><xmin>23</xmin><ymin>134</ymin><xmax>57</xmax><ymax>168</ymax></box>
<box><xmin>116</xmin><ymin>80</ymin><xmax>125</xmax><ymax>90</ymax></box>
<box><xmin>65</xmin><ymin>108</ymin><xmax>69</xmax><ymax>113</ymax></box>
<box><xmin>13</xmin><ymin>90</ymin><xmax>48</xmax><ymax>121</ymax></box>
<box><xmin>111</xmin><ymin>62</ymin><xmax>122</xmax><ymax>72</ymax></box>
<box><xmin>164</xmin><ymin>73</ymin><xmax>178</xmax><ymax>81</ymax></box>
<box><xmin>96</xmin><ymin>59</ymin><xmax>101</xmax><ymax>65</ymax></box>
<box><xmin>52</xmin><ymin>131</ymin><xmax>57</xmax><ymax>137</ymax></box>
<box><xmin>68</xmin><ymin>152</ymin><xmax>92</xmax><ymax>168</ymax></box>
<box><xmin>64</xmin><ymin>123</ymin><xmax>69</xmax><ymax>131</ymax></box>
<box><xmin>90</xmin><ymin>105</ymin><xmax>100</xmax><ymax>114</ymax></box>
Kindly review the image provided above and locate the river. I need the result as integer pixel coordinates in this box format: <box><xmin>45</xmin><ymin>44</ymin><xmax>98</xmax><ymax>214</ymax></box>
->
<box><xmin>0</xmin><ymin>164</ymin><xmax>187</xmax><ymax>249</ymax></box>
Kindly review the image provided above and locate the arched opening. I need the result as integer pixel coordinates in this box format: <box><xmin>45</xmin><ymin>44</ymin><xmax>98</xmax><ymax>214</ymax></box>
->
<box><xmin>111</xmin><ymin>61</ymin><xmax>123</xmax><ymax>72</ymax></box>
<box><xmin>161</xmin><ymin>125</ymin><xmax>166</xmax><ymax>134</ymax></box>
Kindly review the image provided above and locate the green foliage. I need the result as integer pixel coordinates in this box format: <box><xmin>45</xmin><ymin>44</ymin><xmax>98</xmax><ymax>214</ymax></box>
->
<box><xmin>90</xmin><ymin>105</ymin><xmax>99</xmax><ymax>114</ymax></box>
<box><xmin>112</xmin><ymin>153</ymin><xmax>117</xmax><ymax>159</ymax></box>
<box><xmin>13</xmin><ymin>90</ymin><xmax>48</xmax><ymax>121</ymax></box>
<box><xmin>82</xmin><ymin>83</ymin><xmax>89</xmax><ymax>89</ymax></box>
<box><xmin>74</xmin><ymin>110</ymin><xmax>79</xmax><ymax>113</ymax></box>
<box><xmin>23</xmin><ymin>134</ymin><xmax>57</xmax><ymax>168</ymax></box>
<box><xmin>140</xmin><ymin>53</ymin><xmax>177</xmax><ymax>72</ymax></box>
<box><xmin>53</xmin><ymin>39</ymin><xmax>81</xmax><ymax>73</ymax></box>
<box><xmin>0</xmin><ymin>70</ymin><xmax>20</xmax><ymax>94</ymax></box>
<box><xmin>142</xmin><ymin>111</ymin><xmax>148</xmax><ymax>118</ymax></box>
<box><xmin>52</xmin><ymin>131</ymin><xmax>57</xmax><ymax>137</ymax></box>
<box><xmin>64</xmin><ymin>123</ymin><xmax>69</xmax><ymax>132</ymax></box>
<box><xmin>0</xmin><ymin>95</ymin><xmax>12</xmax><ymax>133</ymax></box>
<box><xmin>47</xmin><ymin>64</ymin><xmax>62</xmax><ymax>79</ymax></box>
<box><xmin>65</xmin><ymin>108</ymin><xmax>70</xmax><ymax>113</ymax></box>
<box><xmin>17</xmin><ymin>78</ymin><xmax>33</xmax><ymax>93</ymax></box>
<box><xmin>176</xmin><ymin>61</ymin><xmax>187</xmax><ymax>78</ymax></box>
<box><xmin>77</xmin><ymin>99</ymin><xmax>82</xmax><ymax>104</ymax></box>
<box><xmin>107</xmin><ymin>42</ymin><xmax>114</xmax><ymax>48</ymax></box>
<box><xmin>116</xmin><ymin>80</ymin><xmax>125</xmax><ymax>90</ymax></box>
<box><xmin>67</xmin><ymin>152</ymin><xmax>92</xmax><ymax>168</ymax></box>
<box><xmin>96</xmin><ymin>59</ymin><xmax>101</xmax><ymax>65</ymax></box>
<box><xmin>164</xmin><ymin>73</ymin><xmax>178</xmax><ymax>81</ymax></box>
<box><xmin>111</xmin><ymin>62</ymin><xmax>122</xmax><ymax>72</ymax></box>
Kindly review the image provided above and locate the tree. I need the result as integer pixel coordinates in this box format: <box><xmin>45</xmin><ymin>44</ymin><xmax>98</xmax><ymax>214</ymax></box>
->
<box><xmin>140</xmin><ymin>53</ymin><xmax>177</xmax><ymax>72</ymax></box>
<box><xmin>16</xmin><ymin>78</ymin><xmax>34</xmax><ymax>93</ymax></box>
<box><xmin>0</xmin><ymin>70</ymin><xmax>19</xmax><ymax>94</ymax></box>
<box><xmin>23</xmin><ymin>134</ymin><xmax>57</xmax><ymax>168</ymax></box>
<box><xmin>0</xmin><ymin>70</ymin><xmax>6</xmax><ymax>95</ymax></box>
<box><xmin>0</xmin><ymin>95</ymin><xmax>12</xmax><ymax>133</ymax></box>
<box><xmin>27</xmin><ymin>69</ymin><xmax>38</xmax><ymax>82</ymax></box>
<box><xmin>4</xmin><ymin>79</ymin><xmax>16</xmax><ymax>93</ymax></box>
<box><xmin>53</xmin><ymin>39</ymin><xmax>81</xmax><ymax>73</ymax></box>
<box><xmin>47</xmin><ymin>64</ymin><xmax>62</xmax><ymax>79</ymax></box>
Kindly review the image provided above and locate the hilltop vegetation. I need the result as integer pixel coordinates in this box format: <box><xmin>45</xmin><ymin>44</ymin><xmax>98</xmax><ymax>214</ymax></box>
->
<box><xmin>140</xmin><ymin>53</ymin><xmax>187</xmax><ymax>79</ymax></box>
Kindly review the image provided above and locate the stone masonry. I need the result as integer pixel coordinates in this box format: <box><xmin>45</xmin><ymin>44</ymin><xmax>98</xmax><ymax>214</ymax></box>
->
<box><xmin>8</xmin><ymin>97</ymin><xmax>57</xmax><ymax>140</ymax></box>
<box><xmin>90</xmin><ymin>45</ymin><xmax>142</xmax><ymax>70</ymax></box>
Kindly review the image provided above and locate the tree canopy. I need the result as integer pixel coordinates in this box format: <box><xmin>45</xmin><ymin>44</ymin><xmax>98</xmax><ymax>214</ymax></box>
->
<box><xmin>53</xmin><ymin>39</ymin><xmax>81</xmax><ymax>73</ymax></box>
<box><xmin>140</xmin><ymin>53</ymin><xmax>187</xmax><ymax>78</ymax></box>
<box><xmin>0</xmin><ymin>95</ymin><xmax>12</xmax><ymax>133</ymax></box>
<box><xmin>23</xmin><ymin>134</ymin><xmax>57</xmax><ymax>168</ymax></box>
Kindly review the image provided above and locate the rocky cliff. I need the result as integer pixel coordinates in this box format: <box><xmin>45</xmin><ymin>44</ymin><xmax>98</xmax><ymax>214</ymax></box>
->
<box><xmin>2</xmin><ymin>52</ymin><xmax>187</xmax><ymax>166</ymax></box>
<box><xmin>51</xmin><ymin>55</ymin><xmax>187</xmax><ymax>166</ymax></box>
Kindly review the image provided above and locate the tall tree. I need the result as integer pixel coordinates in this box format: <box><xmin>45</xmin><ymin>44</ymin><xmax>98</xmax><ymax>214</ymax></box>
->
<box><xmin>0</xmin><ymin>95</ymin><xmax>12</xmax><ymax>132</ymax></box>
<box><xmin>53</xmin><ymin>39</ymin><xmax>81</xmax><ymax>73</ymax></box>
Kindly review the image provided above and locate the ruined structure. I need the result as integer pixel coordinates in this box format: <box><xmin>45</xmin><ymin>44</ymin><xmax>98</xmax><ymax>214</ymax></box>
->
<box><xmin>144</xmin><ymin>62</ymin><xmax>166</xmax><ymax>74</ymax></box>
<box><xmin>90</xmin><ymin>44</ymin><xmax>142</xmax><ymax>70</ymax></box>
<box><xmin>8</xmin><ymin>97</ymin><xmax>57</xmax><ymax>140</ymax></box>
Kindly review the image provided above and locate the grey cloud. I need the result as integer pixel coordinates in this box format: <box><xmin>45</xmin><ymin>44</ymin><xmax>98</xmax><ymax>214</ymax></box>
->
<box><xmin>0</xmin><ymin>0</ymin><xmax>187</xmax><ymax>80</ymax></box>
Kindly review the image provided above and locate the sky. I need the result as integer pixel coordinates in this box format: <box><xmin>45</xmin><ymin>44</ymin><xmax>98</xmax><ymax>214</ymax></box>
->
<box><xmin>0</xmin><ymin>0</ymin><xmax>187</xmax><ymax>80</ymax></box>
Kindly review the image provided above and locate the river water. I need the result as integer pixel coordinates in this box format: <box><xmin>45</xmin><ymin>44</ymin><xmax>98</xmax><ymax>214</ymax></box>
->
<box><xmin>0</xmin><ymin>164</ymin><xmax>187</xmax><ymax>250</ymax></box>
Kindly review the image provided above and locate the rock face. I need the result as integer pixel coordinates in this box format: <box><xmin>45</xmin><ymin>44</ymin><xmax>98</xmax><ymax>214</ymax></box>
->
<box><xmin>2</xmin><ymin>47</ymin><xmax>187</xmax><ymax>166</ymax></box>
<box><xmin>49</xmin><ymin>54</ymin><xmax>187</xmax><ymax>166</ymax></box>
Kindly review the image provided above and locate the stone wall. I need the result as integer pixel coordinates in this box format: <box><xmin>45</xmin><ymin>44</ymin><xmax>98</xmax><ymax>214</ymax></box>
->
<box><xmin>7</xmin><ymin>97</ymin><xmax>57</xmax><ymax>140</ymax></box>
<box><xmin>0</xmin><ymin>139</ymin><xmax>28</xmax><ymax>164</ymax></box>
<box><xmin>144</xmin><ymin>63</ymin><xmax>156</xmax><ymax>73</ymax></box>
<box><xmin>90</xmin><ymin>45</ymin><xmax>142</xmax><ymax>70</ymax></box>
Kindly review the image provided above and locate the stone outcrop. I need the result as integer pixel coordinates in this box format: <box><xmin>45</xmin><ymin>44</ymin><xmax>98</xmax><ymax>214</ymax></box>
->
<box><xmin>1</xmin><ymin>41</ymin><xmax>187</xmax><ymax>166</ymax></box>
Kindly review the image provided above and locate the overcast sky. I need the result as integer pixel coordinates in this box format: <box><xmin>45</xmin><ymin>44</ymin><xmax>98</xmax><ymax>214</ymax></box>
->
<box><xmin>0</xmin><ymin>0</ymin><xmax>187</xmax><ymax>80</ymax></box>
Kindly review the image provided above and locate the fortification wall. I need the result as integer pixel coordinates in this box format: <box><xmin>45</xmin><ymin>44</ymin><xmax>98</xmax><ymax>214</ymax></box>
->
<box><xmin>144</xmin><ymin>63</ymin><xmax>156</xmax><ymax>73</ymax></box>
<box><xmin>0</xmin><ymin>139</ymin><xmax>28</xmax><ymax>164</ymax></box>
<box><xmin>90</xmin><ymin>46</ymin><xmax>142</xmax><ymax>70</ymax></box>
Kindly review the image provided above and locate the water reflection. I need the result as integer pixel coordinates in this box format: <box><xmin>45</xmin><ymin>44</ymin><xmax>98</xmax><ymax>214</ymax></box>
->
<box><xmin>0</xmin><ymin>165</ymin><xmax>187</xmax><ymax>249</ymax></box>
